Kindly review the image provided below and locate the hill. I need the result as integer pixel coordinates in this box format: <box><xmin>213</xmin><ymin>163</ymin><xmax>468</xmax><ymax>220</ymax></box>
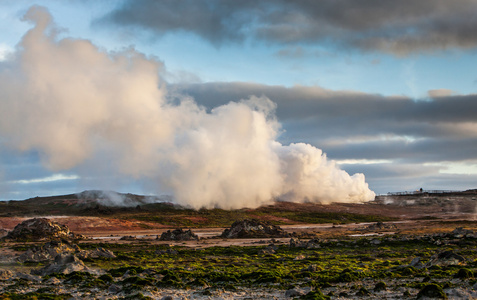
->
<box><xmin>0</xmin><ymin>189</ymin><xmax>476</xmax><ymax>229</ymax></box>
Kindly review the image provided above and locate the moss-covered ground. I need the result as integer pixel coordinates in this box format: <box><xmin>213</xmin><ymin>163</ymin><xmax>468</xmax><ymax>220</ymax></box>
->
<box><xmin>2</xmin><ymin>230</ymin><xmax>477</xmax><ymax>299</ymax></box>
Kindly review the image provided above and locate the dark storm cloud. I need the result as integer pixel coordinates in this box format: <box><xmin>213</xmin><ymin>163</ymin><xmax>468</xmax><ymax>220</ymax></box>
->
<box><xmin>340</xmin><ymin>163</ymin><xmax>441</xmax><ymax>180</ymax></box>
<box><xmin>174</xmin><ymin>82</ymin><xmax>477</xmax><ymax>127</ymax></box>
<box><xmin>174</xmin><ymin>82</ymin><xmax>477</xmax><ymax>163</ymax></box>
<box><xmin>100</xmin><ymin>0</ymin><xmax>477</xmax><ymax>54</ymax></box>
<box><xmin>340</xmin><ymin>163</ymin><xmax>477</xmax><ymax>194</ymax></box>
<box><xmin>322</xmin><ymin>138</ymin><xmax>477</xmax><ymax>162</ymax></box>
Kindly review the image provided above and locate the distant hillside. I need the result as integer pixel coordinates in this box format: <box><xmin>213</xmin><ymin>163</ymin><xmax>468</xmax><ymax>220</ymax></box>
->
<box><xmin>1</xmin><ymin>189</ymin><xmax>476</xmax><ymax>227</ymax></box>
<box><xmin>0</xmin><ymin>190</ymin><xmax>400</xmax><ymax>226</ymax></box>
<box><xmin>0</xmin><ymin>190</ymin><xmax>171</xmax><ymax>217</ymax></box>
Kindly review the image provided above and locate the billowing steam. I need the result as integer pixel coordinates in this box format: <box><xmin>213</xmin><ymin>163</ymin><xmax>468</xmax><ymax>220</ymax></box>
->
<box><xmin>0</xmin><ymin>6</ymin><xmax>375</xmax><ymax>209</ymax></box>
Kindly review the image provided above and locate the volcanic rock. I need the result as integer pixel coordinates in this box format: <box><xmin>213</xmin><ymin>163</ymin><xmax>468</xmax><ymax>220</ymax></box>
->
<box><xmin>0</xmin><ymin>269</ymin><xmax>14</xmax><ymax>280</ymax></box>
<box><xmin>17</xmin><ymin>240</ymin><xmax>115</xmax><ymax>263</ymax></box>
<box><xmin>289</xmin><ymin>238</ymin><xmax>320</xmax><ymax>249</ymax></box>
<box><xmin>108</xmin><ymin>284</ymin><xmax>122</xmax><ymax>294</ymax></box>
<box><xmin>426</xmin><ymin>250</ymin><xmax>466</xmax><ymax>267</ymax></box>
<box><xmin>155</xmin><ymin>245</ymin><xmax>178</xmax><ymax>255</ymax></box>
<box><xmin>16</xmin><ymin>272</ymin><xmax>41</xmax><ymax>282</ymax></box>
<box><xmin>260</xmin><ymin>244</ymin><xmax>278</xmax><ymax>254</ymax></box>
<box><xmin>4</xmin><ymin>218</ymin><xmax>84</xmax><ymax>241</ymax></box>
<box><xmin>32</xmin><ymin>253</ymin><xmax>89</xmax><ymax>276</ymax></box>
<box><xmin>285</xmin><ymin>288</ymin><xmax>305</xmax><ymax>297</ymax></box>
<box><xmin>159</xmin><ymin>228</ymin><xmax>199</xmax><ymax>241</ymax></box>
<box><xmin>450</xmin><ymin>227</ymin><xmax>475</xmax><ymax>238</ymax></box>
<box><xmin>360</xmin><ymin>221</ymin><xmax>397</xmax><ymax>231</ymax></box>
<box><xmin>77</xmin><ymin>247</ymin><xmax>116</xmax><ymax>260</ymax></box>
<box><xmin>416</xmin><ymin>283</ymin><xmax>447</xmax><ymax>299</ymax></box>
<box><xmin>409</xmin><ymin>257</ymin><xmax>424</xmax><ymax>269</ymax></box>
<box><xmin>17</xmin><ymin>240</ymin><xmax>81</xmax><ymax>263</ymax></box>
<box><xmin>220</xmin><ymin>219</ymin><xmax>289</xmax><ymax>239</ymax></box>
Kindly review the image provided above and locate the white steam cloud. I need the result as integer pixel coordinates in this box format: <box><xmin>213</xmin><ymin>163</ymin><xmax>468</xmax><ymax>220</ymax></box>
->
<box><xmin>0</xmin><ymin>6</ymin><xmax>375</xmax><ymax>209</ymax></box>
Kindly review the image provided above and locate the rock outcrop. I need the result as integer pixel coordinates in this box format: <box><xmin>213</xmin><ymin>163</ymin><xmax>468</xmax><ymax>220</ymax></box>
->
<box><xmin>289</xmin><ymin>238</ymin><xmax>321</xmax><ymax>249</ymax></box>
<box><xmin>450</xmin><ymin>227</ymin><xmax>476</xmax><ymax>238</ymax></box>
<box><xmin>426</xmin><ymin>250</ymin><xmax>466</xmax><ymax>267</ymax></box>
<box><xmin>17</xmin><ymin>240</ymin><xmax>80</xmax><ymax>263</ymax></box>
<box><xmin>4</xmin><ymin>218</ymin><xmax>84</xmax><ymax>241</ymax></box>
<box><xmin>17</xmin><ymin>240</ymin><xmax>115</xmax><ymax>263</ymax></box>
<box><xmin>358</xmin><ymin>221</ymin><xmax>397</xmax><ymax>231</ymax></box>
<box><xmin>78</xmin><ymin>247</ymin><xmax>116</xmax><ymax>260</ymax></box>
<box><xmin>32</xmin><ymin>253</ymin><xmax>90</xmax><ymax>276</ymax></box>
<box><xmin>159</xmin><ymin>229</ymin><xmax>199</xmax><ymax>241</ymax></box>
<box><xmin>0</xmin><ymin>270</ymin><xmax>14</xmax><ymax>280</ymax></box>
<box><xmin>221</xmin><ymin>219</ymin><xmax>289</xmax><ymax>239</ymax></box>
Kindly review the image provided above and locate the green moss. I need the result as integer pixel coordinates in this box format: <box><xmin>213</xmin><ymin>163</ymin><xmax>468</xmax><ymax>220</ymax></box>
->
<box><xmin>119</xmin><ymin>292</ymin><xmax>154</xmax><ymax>300</ymax></box>
<box><xmin>396</xmin><ymin>266</ymin><xmax>418</xmax><ymax>276</ymax></box>
<box><xmin>356</xmin><ymin>287</ymin><xmax>371</xmax><ymax>296</ymax></box>
<box><xmin>0</xmin><ymin>292</ymin><xmax>72</xmax><ymax>300</ymax></box>
<box><xmin>299</xmin><ymin>289</ymin><xmax>330</xmax><ymax>300</ymax></box>
<box><xmin>374</xmin><ymin>281</ymin><xmax>387</xmax><ymax>291</ymax></box>
<box><xmin>15</xmin><ymin>227</ymin><xmax>474</xmax><ymax>296</ymax></box>
<box><xmin>121</xmin><ymin>276</ymin><xmax>154</xmax><ymax>286</ymax></box>
<box><xmin>336</xmin><ymin>269</ymin><xmax>362</xmax><ymax>283</ymax></box>
<box><xmin>64</xmin><ymin>271</ymin><xmax>95</xmax><ymax>284</ymax></box>
<box><xmin>416</xmin><ymin>283</ymin><xmax>447</xmax><ymax>299</ymax></box>
<box><xmin>98</xmin><ymin>273</ymin><xmax>114</xmax><ymax>282</ymax></box>
<box><xmin>454</xmin><ymin>268</ymin><xmax>474</xmax><ymax>279</ymax></box>
<box><xmin>108</xmin><ymin>266</ymin><xmax>145</xmax><ymax>277</ymax></box>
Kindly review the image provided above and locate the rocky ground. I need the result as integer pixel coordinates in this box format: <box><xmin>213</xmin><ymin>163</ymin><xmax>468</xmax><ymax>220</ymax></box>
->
<box><xmin>1</xmin><ymin>190</ymin><xmax>477</xmax><ymax>299</ymax></box>
<box><xmin>2</xmin><ymin>218</ymin><xmax>477</xmax><ymax>299</ymax></box>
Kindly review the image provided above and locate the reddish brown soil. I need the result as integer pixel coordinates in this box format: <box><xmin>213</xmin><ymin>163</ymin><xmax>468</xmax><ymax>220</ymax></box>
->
<box><xmin>0</xmin><ymin>216</ymin><xmax>167</xmax><ymax>235</ymax></box>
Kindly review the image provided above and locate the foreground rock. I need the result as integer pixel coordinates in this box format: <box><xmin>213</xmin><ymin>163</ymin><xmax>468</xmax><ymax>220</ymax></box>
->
<box><xmin>32</xmin><ymin>253</ymin><xmax>90</xmax><ymax>276</ymax></box>
<box><xmin>159</xmin><ymin>228</ymin><xmax>199</xmax><ymax>241</ymax></box>
<box><xmin>450</xmin><ymin>227</ymin><xmax>476</xmax><ymax>238</ymax></box>
<box><xmin>0</xmin><ymin>270</ymin><xmax>14</xmax><ymax>280</ymax></box>
<box><xmin>426</xmin><ymin>250</ymin><xmax>466</xmax><ymax>267</ymax></box>
<box><xmin>289</xmin><ymin>238</ymin><xmax>321</xmax><ymax>249</ymax></box>
<box><xmin>78</xmin><ymin>247</ymin><xmax>116</xmax><ymax>260</ymax></box>
<box><xmin>358</xmin><ymin>221</ymin><xmax>397</xmax><ymax>231</ymax></box>
<box><xmin>17</xmin><ymin>240</ymin><xmax>80</xmax><ymax>263</ymax></box>
<box><xmin>4</xmin><ymin>218</ymin><xmax>84</xmax><ymax>241</ymax></box>
<box><xmin>17</xmin><ymin>240</ymin><xmax>115</xmax><ymax>263</ymax></box>
<box><xmin>221</xmin><ymin>219</ymin><xmax>289</xmax><ymax>239</ymax></box>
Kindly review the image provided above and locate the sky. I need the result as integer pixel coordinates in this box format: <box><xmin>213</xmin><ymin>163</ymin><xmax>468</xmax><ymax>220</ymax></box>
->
<box><xmin>0</xmin><ymin>0</ymin><xmax>476</xmax><ymax>206</ymax></box>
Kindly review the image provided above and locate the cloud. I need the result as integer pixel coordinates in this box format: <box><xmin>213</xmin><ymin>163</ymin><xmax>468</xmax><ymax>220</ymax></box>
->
<box><xmin>99</xmin><ymin>0</ymin><xmax>477</xmax><ymax>55</ymax></box>
<box><xmin>175</xmin><ymin>82</ymin><xmax>477</xmax><ymax>164</ymax></box>
<box><xmin>0</xmin><ymin>6</ymin><xmax>375</xmax><ymax>207</ymax></box>
<box><xmin>0</xmin><ymin>43</ymin><xmax>12</xmax><ymax>61</ymax></box>
<box><xmin>175</xmin><ymin>82</ymin><xmax>477</xmax><ymax>129</ymax></box>
<box><xmin>428</xmin><ymin>89</ymin><xmax>456</xmax><ymax>98</ymax></box>
<box><xmin>10</xmin><ymin>173</ymin><xmax>79</xmax><ymax>185</ymax></box>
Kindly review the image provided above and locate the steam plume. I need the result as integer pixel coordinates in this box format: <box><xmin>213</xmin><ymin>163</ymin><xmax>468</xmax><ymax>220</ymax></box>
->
<box><xmin>0</xmin><ymin>6</ymin><xmax>375</xmax><ymax>209</ymax></box>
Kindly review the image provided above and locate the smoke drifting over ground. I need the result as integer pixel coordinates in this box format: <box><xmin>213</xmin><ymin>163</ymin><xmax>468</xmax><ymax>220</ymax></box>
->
<box><xmin>0</xmin><ymin>6</ymin><xmax>375</xmax><ymax>209</ymax></box>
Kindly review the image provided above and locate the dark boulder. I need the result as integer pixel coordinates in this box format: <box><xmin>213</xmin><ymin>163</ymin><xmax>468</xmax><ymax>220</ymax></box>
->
<box><xmin>221</xmin><ymin>219</ymin><xmax>289</xmax><ymax>239</ymax></box>
<box><xmin>159</xmin><ymin>229</ymin><xmax>199</xmax><ymax>241</ymax></box>
<box><xmin>32</xmin><ymin>253</ymin><xmax>89</xmax><ymax>276</ymax></box>
<box><xmin>416</xmin><ymin>283</ymin><xmax>447</xmax><ymax>299</ymax></box>
<box><xmin>4</xmin><ymin>218</ymin><xmax>84</xmax><ymax>241</ymax></box>
<box><xmin>426</xmin><ymin>250</ymin><xmax>465</xmax><ymax>267</ymax></box>
<box><xmin>361</xmin><ymin>221</ymin><xmax>397</xmax><ymax>231</ymax></box>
